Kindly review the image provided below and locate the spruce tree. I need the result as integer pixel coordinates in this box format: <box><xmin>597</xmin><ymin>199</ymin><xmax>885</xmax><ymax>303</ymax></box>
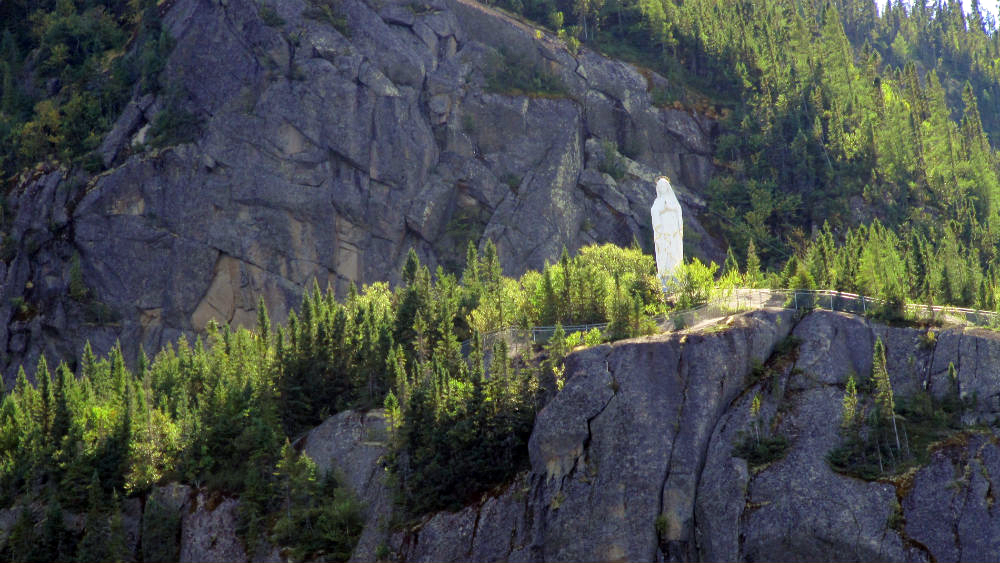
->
<box><xmin>77</xmin><ymin>472</ymin><xmax>110</xmax><ymax>562</ymax></box>
<box><xmin>841</xmin><ymin>375</ymin><xmax>858</xmax><ymax>431</ymax></box>
<box><xmin>871</xmin><ymin>337</ymin><xmax>900</xmax><ymax>453</ymax></box>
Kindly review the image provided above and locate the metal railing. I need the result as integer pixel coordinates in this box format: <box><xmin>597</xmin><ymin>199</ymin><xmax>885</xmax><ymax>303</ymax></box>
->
<box><xmin>462</xmin><ymin>288</ymin><xmax>1000</xmax><ymax>358</ymax></box>
<box><xmin>717</xmin><ymin>288</ymin><xmax>1000</xmax><ymax>329</ymax></box>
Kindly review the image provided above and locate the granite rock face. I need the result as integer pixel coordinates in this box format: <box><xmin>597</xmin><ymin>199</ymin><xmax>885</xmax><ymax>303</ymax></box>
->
<box><xmin>0</xmin><ymin>0</ymin><xmax>720</xmax><ymax>379</ymax></box>
<box><xmin>382</xmin><ymin>310</ymin><xmax>1000</xmax><ymax>562</ymax></box>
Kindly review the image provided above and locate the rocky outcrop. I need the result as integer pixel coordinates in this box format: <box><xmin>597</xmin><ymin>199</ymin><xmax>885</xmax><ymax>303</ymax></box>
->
<box><xmin>389</xmin><ymin>308</ymin><xmax>795</xmax><ymax>561</ymax></box>
<box><xmin>0</xmin><ymin>0</ymin><xmax>721</xmax><ymax>379</ymax></box>
<box><xmin>383</xmin><ymin>309</ymin><xmax>1000</xmax><ymax>562</ymax></box>
<box><xmin>302</xmin><ymin>409</ymin><xmax>393</xmax><ymax>561</ymax></box>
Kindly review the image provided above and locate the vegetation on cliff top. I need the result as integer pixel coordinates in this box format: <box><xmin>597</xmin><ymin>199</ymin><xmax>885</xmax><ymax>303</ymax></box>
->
<box><xmin>0</xmin><ymin>242</ymin><xmax>667</xmax><ymax>559</ymax></box>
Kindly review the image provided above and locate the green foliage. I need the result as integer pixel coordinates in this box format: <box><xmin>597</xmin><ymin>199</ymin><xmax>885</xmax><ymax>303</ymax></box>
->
<box><xmin>142</xmin><ymin>497</ymin><xmax>180</xmax><ymax>563</ymax></box>
<box><xmin>147</xmin><ymin>92</ymin><xmax>202</xmax><ymax>149</ymax></box>
<box><xmin>733</xmin><ymin>434</ymin><xmax>789</xmax><ymax>470</ymax></box>
<box><xmin>667</xmin><ymin>258</ymin><xmax>718</xmax><ymax>309</ymax></box>
<box><xmin>0</xmin><ymin>0</ymin><xmax>173</xmax><ymax>176</ymax></box>
<box><xmin>597</xmin><ymin>139</ymin><xmax>626</xmax><ymax>181</ymax></box>
<box><xmin>68</xmin><ymin>253</ymin><xmax>88</xmax><ymax>302</ymax></box>
<box><xmin>258</xmin><ymin>3</ymin><xmax>286</xmax><ymax>27</ymax></box>
<box><xmin>654</xmin><ymin>514</ymin><xmax>668</xmax><ymax>537</ymax></box>
<box><xmin>485</xmin><ymin>48</ymin><xmax>568</xmax><ymax>97</ymax></box>
<box><xmin>304</xmin><ymin>0</ymin><xmax>350</xmax><ymax>35</ymax></box>
<box><xmin>583</xmin><ymin>327</ymin><xmax>604</xmax><ymax>347</ymax></box>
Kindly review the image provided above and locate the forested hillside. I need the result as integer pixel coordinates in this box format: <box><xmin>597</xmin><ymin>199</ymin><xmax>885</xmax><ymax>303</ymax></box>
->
<box><xmin>0</xmin><ymin>242</ymin><xmax>671</xmax><ymax>559</ymax></box>
<box><xmin>0</xmin><ymin>0</ymin><xmax>171</xmax><ymax>177</ymax></box>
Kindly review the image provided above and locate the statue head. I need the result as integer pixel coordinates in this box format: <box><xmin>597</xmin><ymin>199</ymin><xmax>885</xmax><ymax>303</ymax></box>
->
<box><xmin>655</xmin><ymin>176</ymin><xmax>673</xmax><ymax>200</ymax></box>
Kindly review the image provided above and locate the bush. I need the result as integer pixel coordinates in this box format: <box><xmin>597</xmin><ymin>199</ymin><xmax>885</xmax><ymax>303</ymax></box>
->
<box><xmin>485</xmin><ymin>48</ymin><xmax>567</xmax><ymax>97</ymax></box>
<box><xmin>733</xmin><ymin>434</ymin><xmax>789</xmax><ymax>469</ymax></box>
<box><xmin>584</xmin><ymin>327</ymin><xmax>604</xmax><ymax>347</ymax></box>
<box><xmin>667</xmin><ymin>258</ymin><xmax>718</xmax><ymax>309</ymax></box>
<box><xmin>597</xmin><ymin>139</ymin><xmax>626</xmax><ymax>181</ymax></box>
<box><xmin>258</xmin><ymin>3</ymin><xmax>286</xmax><ymax>26</ymax></box>
<box><xmin>148</xmin><ymin>101</ymin><xmax>201</xmax><ymax>148</ymax></box>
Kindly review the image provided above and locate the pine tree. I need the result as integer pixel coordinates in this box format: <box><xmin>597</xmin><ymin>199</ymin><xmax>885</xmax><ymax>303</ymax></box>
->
<box><xmin>37</xmin><ymin>491</ymin><xmax>69</xmax><ymax>562</ymax></box>
<box><xmin>744</xmin><ymin>239</ymin><xmax>763</xmax><ymax>288</ymax></box>
<box><xmin>256</xmin><ymin>297</ymin><xmax>271</xmax><ymax>352</ymax></box>
<box><xmin>36</xmin><ymin>355</ymin><xmax>52</xmax><ymax>448</ymax></box>
<box><xmin>540</xmin><ymin>267</ymin><xmax>558</xmax><ymax>325</ymax></box>
<box><xmin>559</xmin><ymin>246</ymin><xmax>572</xmax><ymax>323</ymax></box>
<box><xmin>3</xmin><ymin>505</ymin><xmax>35</xmax><ymax>562</ymax></box>
<box><xmin>871</xmin><ymin>337</ymin><xmax>900</xmax><ymax>453</ymax></box>
<box><xmin>108</xmin><ymin>491</ymin><xmax>127</xmax><ymax>562</ymax></box>
<box><xmin>841</xmin><ymin>375</ymin><xmax>858</xmax><ymax>430</ymax></box>
<box><xmin>77</xmin><ymin>472</ymin><xmax>110</xmax><ymax>562</ymax></box>
<box><xmin>749</xmin><ymin>393</ymin><xmax>762</xmax><ymax>444</ymax></box>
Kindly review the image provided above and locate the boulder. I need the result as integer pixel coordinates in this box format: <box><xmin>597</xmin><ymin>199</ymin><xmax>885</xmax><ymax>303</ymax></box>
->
<box><xmin>180</xmin><ymin>493</ymin><xmax>247</xmax><ymax>563</ymax></box>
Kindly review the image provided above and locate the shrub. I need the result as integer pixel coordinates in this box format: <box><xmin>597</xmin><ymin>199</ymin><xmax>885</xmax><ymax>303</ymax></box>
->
<box><xmin>733</xmin><ymin>434</ymin><xmax>789</xmax><ymax>469</ymax></box>
<box><xmin>584</xmin><ymin>327</ymin><xmax>604</xmax><ymax>347</ymax></box>
<box><xmin>258</xmin><ymin>3</ymin><xmax>285</xmax><ymax>26</ymax></box>
<box><xmin>667</xmin><ymin>258</ymin><xmax>719</xmax><ymax>309</ymax></box>
<box><xmin>597</xmin><ymin>139</ymin><xmax>626</xmax><ymax>181</ymax></box>
<box><xmin>485</xmin><ymin>48</ymin><xmax>567</xmax><ymax>98</ymax></box>
<box><xmin>148</xmin><ymin>101</ymin><xmax>201</xmax><ymax>148</ymax></box>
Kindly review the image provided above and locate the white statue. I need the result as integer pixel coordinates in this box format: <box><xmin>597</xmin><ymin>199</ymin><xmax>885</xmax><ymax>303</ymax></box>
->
<box><xmin>651</xmin><ymin>176</ymin><xmax>682</xmax><ymax>285</ymax></box>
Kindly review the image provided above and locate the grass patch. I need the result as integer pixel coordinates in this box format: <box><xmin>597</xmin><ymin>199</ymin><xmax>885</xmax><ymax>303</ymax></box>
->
<box><xmin>746</xmin><ymin>335</ymin><xmax>800</xmax><ymax>385</ymax></box>
<box><xmin>304</xmin><ymin>0</ymin><xmax>350</xmax><ymax>36</ymax></box>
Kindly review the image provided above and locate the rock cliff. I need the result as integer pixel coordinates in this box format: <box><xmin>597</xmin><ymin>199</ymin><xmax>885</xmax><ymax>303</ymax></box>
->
<box><xmin>364</xmin><ymin>309</ymin><xmax>1000</xmax><ymax>562</ymax></box>
<box><xmin>0</xmin><ymin>0</ymin><xmax>720</xmax><ymax>378</ymax></box>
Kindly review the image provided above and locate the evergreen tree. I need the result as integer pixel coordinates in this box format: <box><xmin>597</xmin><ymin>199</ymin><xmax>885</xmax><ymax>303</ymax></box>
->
<box><xmin>76</xmin><ymin>472</ymin><xmax>110</xmax><ymax>562</ymax></box>
<box><xmin>841</xmin><ymin>375</ymin><xmax>858</xmax><ymax>430</ymax></box>
<box><xmin>871</xmin><ymin>337</ymin><xmax>900</xmax><ymax>452</ymax></box>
